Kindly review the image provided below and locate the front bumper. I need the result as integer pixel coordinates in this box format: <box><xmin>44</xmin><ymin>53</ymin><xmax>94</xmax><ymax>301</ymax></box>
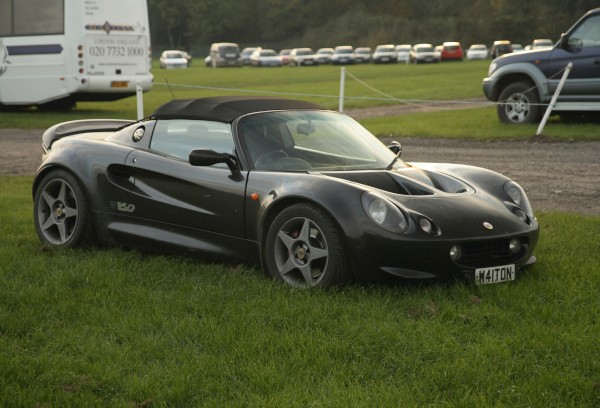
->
<box><xmin>349</xmin><ymin>227</ymin><xmax>539</xmax><ymax>283</ymax></box>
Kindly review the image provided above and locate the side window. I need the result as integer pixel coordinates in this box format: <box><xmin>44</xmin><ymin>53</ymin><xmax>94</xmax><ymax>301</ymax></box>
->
<box><xmin>150</xmin><ymin>119</ymin><xmax>234</xmax><ymax>166</ymax></box>
<box><xmin>569</xmin><ymin>15</ymin><xmax>600</xmax><ymax>48</ymax></box>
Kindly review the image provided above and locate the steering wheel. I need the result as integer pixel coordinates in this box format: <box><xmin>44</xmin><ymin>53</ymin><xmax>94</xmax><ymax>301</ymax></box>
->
<box><xmin>254</xmin><ymin>149</ymin><xmax>288</xmax><ymax>169</ymax></box>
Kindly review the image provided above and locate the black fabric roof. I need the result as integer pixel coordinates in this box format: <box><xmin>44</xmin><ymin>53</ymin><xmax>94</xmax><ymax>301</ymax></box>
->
<box><xmin>151</xmin><ymin>96</ymin><xmax>326</xmax><ymax>123</ymax></box>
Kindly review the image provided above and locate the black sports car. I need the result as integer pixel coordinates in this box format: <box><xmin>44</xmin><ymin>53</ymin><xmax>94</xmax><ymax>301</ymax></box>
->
<box><xmin>33</xmin><ymin>96</ymin><xmax>539</xmax><ymax>288</ymax></box>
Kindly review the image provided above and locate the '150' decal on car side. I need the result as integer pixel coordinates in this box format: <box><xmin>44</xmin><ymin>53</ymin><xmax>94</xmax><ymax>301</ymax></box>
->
<box><xmin>110</xmin><ymin>201</ymin><xmax>136</xmax><ymax>213</ymax></box>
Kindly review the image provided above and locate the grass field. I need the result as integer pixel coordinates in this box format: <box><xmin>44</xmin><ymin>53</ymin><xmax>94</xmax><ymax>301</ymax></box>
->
<box><xmin>1</xmin><ymin>176</ymin><xmax>599</xmax><ymax>406</ymax></box>
<box><xmin>3</xmin><ymin>60</ymin><xmax>600</xmax><ymax>141</ymax></box>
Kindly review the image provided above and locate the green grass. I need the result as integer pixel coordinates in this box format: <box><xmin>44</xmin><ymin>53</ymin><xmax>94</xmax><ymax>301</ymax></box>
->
<box><xmin>362</xmin><ymin>107</ymin><xmax>600</xmax><ymax>141</ymax></box>
<box><xmin>1</xmin><ymin>176</ymin><xmax>599</xmax><ymax>406</ymax></box>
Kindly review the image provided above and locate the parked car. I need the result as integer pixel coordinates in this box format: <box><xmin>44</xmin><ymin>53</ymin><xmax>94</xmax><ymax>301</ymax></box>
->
<box><xmin>466</xmin><ymin>44</ymin><xmax>489</xmax><ymax>60</ymax></box>
<box><xmin>372</xmin><ymin>44</ymin><xmax>397</xmax><ymax>63</ymax></box>
<box><xmin>289</xmin><ymin>48</ymin><xmax>318</xmax><ymax>66</ymax></box>
<box><xmin>490</xmin><ymin>41</ymin><xmax>512</xmax><ymax>58</ymax></box>
<box><xmin>511</xmin><ymin>44</ymin><xmax>524</xmax><ymax>53</ymax></box>
<box><xmin>354</xmin><ymin>47</ymin><xmax>372</xmax><ymax>63</ymax></box>
<box><xmin>410</xmin><ymin>44</ymin><xmax>436</xmax><ymax>63</ymax></box>
<box><xmin>209</xmin><ymin>42</ymin><xmax>242</xmax><ymax>68</ymax></box>
<box><xmin>483</xmin><ymin>9</ymin><xmax>600</xmax><ymax>123</ymax></box>
<box><xmin>33</xmin><ymin>96</ymin><xmax>539</xmax><ymax>288</ymax></box>
<box><xmin>159</xmin><ymin>50</ymin><xmax>188</xmax><ymax>69</ymax></box>
<box><xmin>331</xmin><ymin>46</ymin><xmax>355</xmax><ymax>65</ymax></box>
<box><xmin>440</xmin><ymin>41</ymin><xmax>464</xmax><ymax>61</ymax></box>
<box><xmin>249</xmin><ymin>48</ymin><xmax>282</xmax><ymax>67</ymax></box>
<box><xmin>531</xmin><ymin>39</ymin><xmax>554</xmax><ymax>50</ymax></box>
<box><xmin>396</xmin><ymin>44</ymin><xmax>412</xmax><ymax>63</ymax></box>
<box><xmin>316</xmin><ymin>48</ymin><xmax>334</xmax><ymax>64</ymax></box>
<box><xmin>279</xmin><ymin>49</ymin><xmax>292</xmax><ymax>65</ymax></box>
<box><xmin>241</xmin><ymin>47</ymin><xmax>258</xmax><ymax>65</ymax></box>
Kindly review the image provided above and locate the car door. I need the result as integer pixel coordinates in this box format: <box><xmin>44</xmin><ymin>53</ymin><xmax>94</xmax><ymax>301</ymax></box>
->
<box><xmin>126</xmin><ymin>119</ymin><xmax>246</xmax><ymax>238</ymax></box>
<box><xmin>544</xmin><ymin>13</ymin><xmax>600</xmax><ymax>99</ymax></box>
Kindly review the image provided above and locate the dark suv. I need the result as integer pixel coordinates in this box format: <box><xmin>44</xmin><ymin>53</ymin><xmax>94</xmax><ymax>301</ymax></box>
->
<box><xmin>483</xmin><ymin>8</ymin><xmax>600</xmax><ymax>124</ymax></box>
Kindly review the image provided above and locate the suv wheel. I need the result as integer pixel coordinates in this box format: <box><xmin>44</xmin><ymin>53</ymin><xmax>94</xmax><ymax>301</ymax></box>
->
<box><xmin>497</xmin><ymin>81</ymin><xmax>541</xmax><ymax>124</ymax></box>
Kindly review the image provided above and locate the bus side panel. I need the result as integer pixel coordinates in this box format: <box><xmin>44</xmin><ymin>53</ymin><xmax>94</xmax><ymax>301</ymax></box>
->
<box><xmin>0</xmin><ymin>35</ymin><xmax>75</xmax><ymax>105</ymax></box>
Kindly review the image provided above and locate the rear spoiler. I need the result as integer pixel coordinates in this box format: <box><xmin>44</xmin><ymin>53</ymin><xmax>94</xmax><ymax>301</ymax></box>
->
<box><xmin>42</xmin><ymin>119</ymin><xmax>135</xmax><ymax>150</ymax></box>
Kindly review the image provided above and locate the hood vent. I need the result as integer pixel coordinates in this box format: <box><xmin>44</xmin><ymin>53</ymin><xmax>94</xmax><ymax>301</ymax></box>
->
<box><xmin>324</xmin><ymin>169</ymin><xmax>472</xmax><ymax>196</ymax></box>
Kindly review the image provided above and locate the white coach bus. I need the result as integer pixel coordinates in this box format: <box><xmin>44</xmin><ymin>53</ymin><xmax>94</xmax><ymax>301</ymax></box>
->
<box><xmin>0</xmin><ymin>0</ymin><xmax>153</xmax><ymax>110</ymax></box>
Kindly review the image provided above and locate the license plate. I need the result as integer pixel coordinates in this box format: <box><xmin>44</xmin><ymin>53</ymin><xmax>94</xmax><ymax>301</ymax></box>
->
<box><xmin>382</xmin><ymin>57</ymin><xmax>389</xmax><ymax>62</ymax></box>
<box><xmin>474</xmin><ymin>264</ymin><xmax>515</xmax><ymax>285</ymax></box>
<box><xmin>111</xmin><ymin>81</ymin><xmax>128</xmax><ymax>88</ymax></box>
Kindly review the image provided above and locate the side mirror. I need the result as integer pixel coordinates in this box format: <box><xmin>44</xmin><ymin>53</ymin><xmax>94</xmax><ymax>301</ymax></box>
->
<box><xmin>189</xmin><ymin>149</ymin><xmax>243</xmax><ymax>181</ymax></box>
<box><xmin>387</xmin><ymin>141</ymin><xmax>402</xmax><ymax>156</ymax></box>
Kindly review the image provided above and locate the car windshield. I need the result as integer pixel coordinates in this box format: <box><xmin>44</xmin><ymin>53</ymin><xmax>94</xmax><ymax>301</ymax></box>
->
<box><xmin>238</xmin><ymin>111</ymin><xmax>407</xmax><ymax>171</ymax></box>
<box><xmin>261</xmin><ymin>50</ymin><xmax>277</xmax><ymax>56</ymax></box>
<box><xmin>377</xmin><ymin>47</ymin><xmax>394</xmax><ymax>52</ymax></box>
<box><xmin>166</xmin><ymin>52</ymin><xmax>184</xmax><ymax>58</ymax></box>
<box><xmin>336</xmin><ymin>49</ymin><xmax>352</xmax><ymax>54</ymax></box>
<box><xmin>219</xmin><ymin>46</ymin><xmax>239</xmax><ymax>56</ymax></box>
<box><xmin>416</xmin><ymin>46</ymin><xmax>433</xmax><ymax>52</ymax></box>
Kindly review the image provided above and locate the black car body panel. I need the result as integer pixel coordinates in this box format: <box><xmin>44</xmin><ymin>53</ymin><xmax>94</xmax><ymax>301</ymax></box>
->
<box><xmin>33</xmin><ymin>96</ymin><xmax>539</xmax><ymax>287</ymax></box>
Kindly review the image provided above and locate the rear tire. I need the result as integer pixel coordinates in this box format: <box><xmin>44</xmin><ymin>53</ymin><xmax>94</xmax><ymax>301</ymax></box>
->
<box><xmin>497</xmin><ymin>81</ymin><xmax>541</xmax><ymax>124</ymax></box>
<box><xmin>264</xmin><ymin>203</ymin><xmax>349</xmax><ymax>288</ymax></box>
<box><xmin>34</xmin><ymin>170</ymin><xmax>94</xmax><ymax>247</ymax></box>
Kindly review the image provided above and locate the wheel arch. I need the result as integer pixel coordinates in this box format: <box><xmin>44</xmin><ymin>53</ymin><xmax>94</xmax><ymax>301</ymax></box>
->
<box><xmin>258</xmin><ymin>196</ymin><xmax>357</xmax><ymax>281</ymax></box>
<box><xmin>491</xmin><ymin>63</ymin><xmax>548</xmax><ymax>101</ymax></box>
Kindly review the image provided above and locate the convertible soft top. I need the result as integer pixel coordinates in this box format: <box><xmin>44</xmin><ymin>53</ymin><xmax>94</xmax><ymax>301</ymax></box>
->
<box><xmin>152</xmin><ymin>96</ymin><xmax>325</xmax><ymax>122</ymax></box>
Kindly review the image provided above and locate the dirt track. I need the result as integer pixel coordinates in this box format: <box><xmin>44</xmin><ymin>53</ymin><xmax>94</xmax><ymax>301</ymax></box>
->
<box><xmin>1</xmin><ymin>128</ymin><xmax>599</xmax><ymax>216</ymax></box>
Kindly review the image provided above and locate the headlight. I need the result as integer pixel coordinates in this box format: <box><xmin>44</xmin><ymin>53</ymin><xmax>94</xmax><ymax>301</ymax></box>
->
<box><xmin>504</xmin><ymin>180</ymin><xmax>533</xmax><ymax>216</ymax></box>
<box><xmin>488</xmin><ymin>62</ymin><xmax>497</xmax><ymax>76</ymax></box>
<box><xmin>362</xmin><ymin>192</ymin><xmax>408</xmax><ymax>233</ymax></box>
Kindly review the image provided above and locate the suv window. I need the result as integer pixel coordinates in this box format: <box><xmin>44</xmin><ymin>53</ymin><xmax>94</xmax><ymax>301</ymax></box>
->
<box><xmin>568</xmin><ymin>14</ymin><xmax>600</xmax><ymax>48</ymax></box>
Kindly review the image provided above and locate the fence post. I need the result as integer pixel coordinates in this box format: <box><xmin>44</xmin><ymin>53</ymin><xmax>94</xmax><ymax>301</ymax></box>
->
<box><xmin>136</xmin><ymin>83</ymin><xmax>144</xmax><ymax>120</ymax></box>
<box><xmin>339</xmin><ymin>67</ymin><xmax>345</xmax><ymax>112</ymax></box>
<box><xmin>536</xmin><ymin>62</ymin><xmax>573</xmax><ymax>135</ymax></box>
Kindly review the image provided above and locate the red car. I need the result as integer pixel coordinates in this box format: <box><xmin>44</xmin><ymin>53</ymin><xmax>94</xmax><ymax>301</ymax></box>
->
<box><xmin>441</xmin><ymin>42</ymin><xmax>464</xmax><ymax>61</ymax></box>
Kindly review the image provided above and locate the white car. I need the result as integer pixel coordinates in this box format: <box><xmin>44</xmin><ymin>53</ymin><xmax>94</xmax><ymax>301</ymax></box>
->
<box><xmin>316</xmin><ymin>48</ymin><xmax>334</xmax><ymax>64</ymax></box>
<box><xmin>332</xmin><ymin>46</ymin><xmax>355</xmax><ymax>65</ymax></box>
<box><xmin>466</xmin><ymin>44</ymin><xmax>489</xmax><ymax>60</ymax></box>
<box><xmin>531</xmin><ymin>39</ymin><xmax>554</xmax><ymax>50</ymax></box>
<box><xmin>249</xmin><ymin>48</ymin><xmax>282</xmax><ymax>67</ymax></box>
<box><xmin>395</xmin><ymin>44</ymin><xmax>411</xmax><ymax>63</ymax></box>
<box><xmin>372</xmin><ymin>45</ymin><xmax>397</xmax><ymax>63</ymax></box>
<box><xmin>289</xmin><ymin>48</ymin><xmax>317</xmax><ymax>66</ymax></box>
<box><xmin>159</xmin><ymin>50</ymin><xmax>188</xmax><ymax>69</ymax></box>
<box><xmin>410</xmin><ymin>44</ymin><xmax>436</xmax><ymax>64</ymax></box>
<box><xmin>354</xmin><ymin>47</ymin><xmax>372</xmax><ymax>63</ymax></box>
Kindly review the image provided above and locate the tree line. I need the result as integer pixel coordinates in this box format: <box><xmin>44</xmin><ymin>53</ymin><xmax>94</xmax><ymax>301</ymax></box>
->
<box><xmin>148</xmin><ymin>0</ymin><xmax>599</xmax><ymax>55</ymax></box>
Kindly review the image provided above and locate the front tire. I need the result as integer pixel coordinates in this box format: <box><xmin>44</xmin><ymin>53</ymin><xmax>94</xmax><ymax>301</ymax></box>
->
<box><xmin>497</xmin><ymin>81</ymin><xmax>541</xmax><ymax>124</ymax></box>
<box><xmin>264</xmin><ymin>203</ymin><xmax>349</xmax><ymax>288</ymax></box>
<box><xmin>34</xmin><ymin>170</ymin><xmax>94</xmax><ymax>247</ymax></box>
